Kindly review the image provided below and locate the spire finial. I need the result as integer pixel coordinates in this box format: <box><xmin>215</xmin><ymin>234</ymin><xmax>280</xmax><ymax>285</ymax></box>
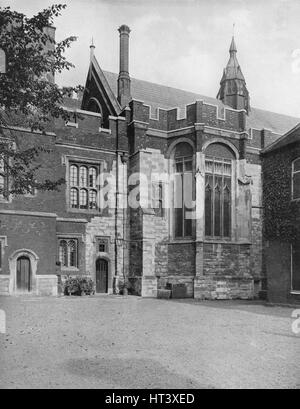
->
<box><xmin>229</xmin><ymin>32</ymin><xmax>237</xmax><ymax>54</ymax></box>
<box><xmin>233</xmin><ymin>23</ymin><xmax>235</xmax><ymax>37</ymax></box>
<box><xmin>90</xmin><ymin>37</ymin><xmax>95</xmax><ymax>48</ymax></box>
<box><xmin>90</xmin><ymin>37</ymin><xmax>95</xmax><ymax>61</ymax></box>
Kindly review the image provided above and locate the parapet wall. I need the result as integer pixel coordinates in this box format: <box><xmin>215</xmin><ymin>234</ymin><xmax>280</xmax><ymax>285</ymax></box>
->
<box><xmin>130</xmin><ymin>99</ymin><xmax>246</xmax><ymax>133</ymax></box>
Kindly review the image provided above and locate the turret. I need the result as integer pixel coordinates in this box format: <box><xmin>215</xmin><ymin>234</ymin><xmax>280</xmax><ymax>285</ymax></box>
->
<box><xmin>217</xmin><ymin>37</ymin><xmax>250</xmax><ymax>113</ymax></box>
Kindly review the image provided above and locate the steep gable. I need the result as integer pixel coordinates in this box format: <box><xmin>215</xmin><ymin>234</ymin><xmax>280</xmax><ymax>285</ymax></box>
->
<box><xmin>81</xmin><ymin>57</ymin><xmax>121</xmax><ymax>127</ymax></box>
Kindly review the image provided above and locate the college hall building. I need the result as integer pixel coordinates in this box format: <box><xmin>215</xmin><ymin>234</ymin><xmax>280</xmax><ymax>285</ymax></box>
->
<box><xmin>0</xmin><ymin>25</ymin><xmax>299</xmax><ymax>304</ymax></box>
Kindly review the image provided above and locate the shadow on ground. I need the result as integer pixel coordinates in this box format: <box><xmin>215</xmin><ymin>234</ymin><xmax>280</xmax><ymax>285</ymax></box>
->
<box><xmin>167</xmin><ymin>299</ymin><xmax>295</xmax><ymax>318</ymax></box>
<box><xmin>64</xmin><ymin>357</ymin><xmax>212</xmax><ymax>389</ymax></box>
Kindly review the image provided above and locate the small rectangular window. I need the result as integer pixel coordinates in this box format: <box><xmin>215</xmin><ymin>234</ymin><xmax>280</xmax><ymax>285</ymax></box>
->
<box><xmin>292</xmin><ymin>159</ymin><xmax>300</xmax><ymax>200</ymax></box>
<box><xmin>96</xmin><ymin>238</ymin><xmax>109</xmax><ymax>253</ymax></box>
<box><xmin>152</xmin><ymin>182</ymin><xmax>164</xmax><ymax>217</ymax></box>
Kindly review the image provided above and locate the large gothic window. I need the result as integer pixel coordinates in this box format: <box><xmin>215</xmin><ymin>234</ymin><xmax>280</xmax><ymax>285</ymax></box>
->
<box><xmin>205</xmin><ymin>143</ymin><xmax>234</xmax><ymax>238</ymax></box>
<box><xmin>173</xmin><ymin>142</ymin><xmax>194</xmax><ymax>238</ymax></box>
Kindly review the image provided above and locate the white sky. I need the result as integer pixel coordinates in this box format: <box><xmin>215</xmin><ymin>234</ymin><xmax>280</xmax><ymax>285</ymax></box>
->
<box><xmin>7</xmin><ymin>0</ymin><xmax>300</xmax><ymax>118</ymax></box>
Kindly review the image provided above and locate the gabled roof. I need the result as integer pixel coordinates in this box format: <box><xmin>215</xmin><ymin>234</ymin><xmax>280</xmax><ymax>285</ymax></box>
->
<box><xmin>103</xmin><ymin>70</ymin><xmax>300</xmax><ymax>135</ymax></box>
<box><xmin>81</xmin><ymin>57</ymin><xmax>121</xmax><ymax>116</ymax></box>
<box><xmin>262</xmin><ymin>123</ymin><xmax>300</xmax><ymax>154</ymax></box>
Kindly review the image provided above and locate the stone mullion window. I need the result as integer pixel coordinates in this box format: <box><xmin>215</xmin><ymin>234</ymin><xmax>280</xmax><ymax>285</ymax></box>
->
<box><xmin>69</xmin><ymin>163</ymin><xmax>99</xmax><ymax>211</ymax></box>
<box><xmin>58</xmin><ymin>239</ymin><xmax>78</xmax><ymax>268</ymax></box>
<box><xmin>174</xmin><ymin>155</ymin><xmax>193</xmax><ymax>238</ymax></box>
<box><xmin>152</xmin><ymin>181</ymin><xmax>164</xmax><ymax>217</ymax></box>
<box><xmin>292</xmin><ymin>158</ymin><xmax>300</xmax><ymax>200</ymax></box>
<box><xmin>205</xmin><ymin>156</ymin><xmax>232</xmax><ymax>238</ymax></box>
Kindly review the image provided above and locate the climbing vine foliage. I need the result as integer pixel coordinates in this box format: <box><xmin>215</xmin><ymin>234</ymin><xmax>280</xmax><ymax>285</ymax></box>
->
<box><xmin>263</xmin><ymin>145</ymin><xmax>300</xmax><ymax>243</ymax></box>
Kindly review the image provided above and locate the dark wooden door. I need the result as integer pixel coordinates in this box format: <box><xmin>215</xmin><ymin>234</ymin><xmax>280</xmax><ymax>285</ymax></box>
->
<box><xmin>17</xmin><ymin>256</ymin><xmax>31</xmax><ymax>292</ymax></box>
<box><xmin>96</xmin><ymin>259</ymin><xmax>108</xmax><ymax>293</ymax></box>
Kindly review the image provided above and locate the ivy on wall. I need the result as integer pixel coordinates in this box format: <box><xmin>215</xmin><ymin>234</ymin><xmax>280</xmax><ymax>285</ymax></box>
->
<box><xmin>262</xmin><ymin>144</ymin><xmax>300</xmax><ymax>243</ymax></box>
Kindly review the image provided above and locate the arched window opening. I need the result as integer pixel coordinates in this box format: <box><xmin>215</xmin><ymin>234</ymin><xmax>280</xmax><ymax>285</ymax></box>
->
<box><xmin>59</xmin><ymin>240</ymin><xmax>68</xmax><ymax>267</ymax></box>
<box><xmin>70</xmin><ymin>188</ymin><xmax>79</xmax><ymax>208</ymax></box>
<box><xmin>89</xmin><ymin>189</ymin><xmax>97</xmax><ymax>209</ymax></box>
<box><xmin>173</xmin><ymin>142</ymin><xmax>194</xmax><ymax>238</ymax></box>
<box><xmin>68</xmin><ymin>240</ymin><xmax>77</xmax><ymax>267</ymax></box>
<box><xmin>70</xmin><ymin>165</ymin><xmax>78</xmax><ymax>186</ymax></box>
<box><xmin>87</xmin><ymin>98</ymin><xmax>102</xmax><ymax>114</ymax></box>
<box><xmin>205</xmin><ymin>143</ymin><xmax>234</xmax><ymax>238</ymax></box>
<box><xmin>79</xmin><ymin>189</ymin><xmax>88</xmax><ymax>209</ymax></box>
<box><xmin>89</xmin><ymin>167</ymin><xmax>97</xmax><ymax>188</ymax></box>
<box><xmin>79</xmin><ymin>166</ymin><xmax>88</xmax><ymax>187</ymax></box>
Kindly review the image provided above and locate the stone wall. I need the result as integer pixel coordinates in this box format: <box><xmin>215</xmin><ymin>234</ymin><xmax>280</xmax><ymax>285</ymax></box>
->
<box><xmin>36</xmin><ymin>275</ymin><xmax>58</xmax><ymax>296</ymax></box>
<box><xmin>194</xmin><ymin>276</ymin><xmax>253</xmax><ymax>300</ymax></box>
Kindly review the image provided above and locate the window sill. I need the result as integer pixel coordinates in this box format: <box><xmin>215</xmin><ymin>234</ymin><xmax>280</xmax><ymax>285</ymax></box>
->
<box><xmin>169</xmin><ymin>237</ymin><xmax>194</xmax><ymax>244</ymax></box>
<box><xmin>60</xmin><ymin>268</ymin><xmax>80</xmax><ymax>274</ymax></box>
<box><xmin>290</xmin><ymin>291</ymin><xmax>300</xmax><ymax>295</ymax></box>
<box><xmin>204</xmin><ymin>238</ymin><xmax>251</xmax><ymax>245</ymax></box>
<box><xmin>68</xmin><ymin>208</ymin><xmax>102</xmax><ymax>215</ymax></box>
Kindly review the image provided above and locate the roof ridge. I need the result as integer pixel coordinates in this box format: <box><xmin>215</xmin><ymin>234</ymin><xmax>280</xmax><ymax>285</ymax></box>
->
<box><xmin>250</xmin><ymin>105</ymin><xmax>300</xmax><ymax>120</ymax></box>
<box><xmin>103</xmin><ymin>70</ymin><xmax>300</xmax><ymax>122</ymax></box>
<box><xmin>103</xmin><ymin>69</ymin><xmax>208</xmax><ymax>97</ymax></box>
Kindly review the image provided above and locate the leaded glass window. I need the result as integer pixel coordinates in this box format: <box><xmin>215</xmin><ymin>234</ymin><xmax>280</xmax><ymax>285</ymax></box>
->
<box><xmin>173</xmin><ymin>143</ymin><xmax>194</xmax><ymax>238</ymax></box>
<box><xmin>205</xmin><ymin>147</ymin><xmax>233</xmax><ymax>238</ymax></box>
<box><xmin>69</xmin><ymin>162</ymin><xmax>100</xmax><ymax>211</ymax></box>
<box><xmin>58</xmin><ymin>239</ymin><xmax>78</xmax><ymax>268</ymax></box>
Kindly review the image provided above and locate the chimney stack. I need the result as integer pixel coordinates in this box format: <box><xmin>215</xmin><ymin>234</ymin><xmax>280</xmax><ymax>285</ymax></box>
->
<box><xmin>117</xmin><ymin>24</ymin><xmax>131</xmax><ymax>107</ymax></box>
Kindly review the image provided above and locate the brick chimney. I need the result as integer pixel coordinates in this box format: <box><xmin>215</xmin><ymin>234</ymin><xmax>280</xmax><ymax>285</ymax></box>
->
<box><xmin>117</xmin><ymin>24</ymin><xmax>131</xmax><ymax>107</ymax></box>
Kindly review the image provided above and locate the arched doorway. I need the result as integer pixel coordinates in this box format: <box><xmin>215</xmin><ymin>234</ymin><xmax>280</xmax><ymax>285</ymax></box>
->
<box><xmin>96</xmin><ymin>258</ymin><xmax>108</xmax><ymax>293</ymax></box>
<box><xmin>17</xmin><ymin>256</ymin><xmax>31</xmax><ymax>292</ymax></box>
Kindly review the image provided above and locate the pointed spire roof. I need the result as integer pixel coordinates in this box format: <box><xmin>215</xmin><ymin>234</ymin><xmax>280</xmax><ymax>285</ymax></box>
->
<box><xmin>217</xmin><ymin>35</ymin><xmax>250</xmax><ymax>113</ymax></box>
<box><xmin>221</xmin><ymin>36</ymin><xmax>245</xmax><ymax>82</ymax></box>
<box><xmin>229</xmin><ymin>36</ymin><xmax>237</xmax><ymax>53</ymax></box>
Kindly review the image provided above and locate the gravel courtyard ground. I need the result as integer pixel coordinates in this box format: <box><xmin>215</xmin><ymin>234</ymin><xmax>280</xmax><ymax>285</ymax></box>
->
<box><xmin>0</xmin><ymin>295</ymin><xmax>299</xmax><ymax>389</ymax></box>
